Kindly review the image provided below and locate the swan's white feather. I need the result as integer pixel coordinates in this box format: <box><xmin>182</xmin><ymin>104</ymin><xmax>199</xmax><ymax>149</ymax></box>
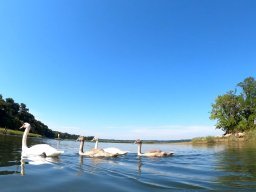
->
<box><xmin>103</xmin><ymin>147</ymin><xmax>128</xmax><ymax>155</ymax></box>
<box><xmin>22</xmin><ymin>144</ymin><xmax>64</xmax><ymax>157</ymax></box>
<box><xmin>92</xmin><ymin>137</ymin><xmax>128</xmax><ymax>155</ymax></box>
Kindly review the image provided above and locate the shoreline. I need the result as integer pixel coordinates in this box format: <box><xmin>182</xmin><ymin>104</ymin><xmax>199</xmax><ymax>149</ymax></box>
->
<box><xmin>2</xmin><ymin>127</ymin><xmax>253</xmax><ymax>145</ymax></box>
<box><xmin>0</xmin><ymin>127</ymin><xmax>42</xmax><ymax>138</ymax></box>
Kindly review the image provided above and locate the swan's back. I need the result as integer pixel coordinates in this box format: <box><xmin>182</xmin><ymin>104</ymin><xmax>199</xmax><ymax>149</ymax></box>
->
<box><xmin>104</xmin><ymin>147</ymin><xmax>128</xmax><ymax>155</ymax></box>
<box><xmin>91</xmin><ymin>150</ymin><xmax>118</xmax><ymax>157</ymax></box>
<box><xmin>80</xmin><ymin>148</ymin><xmax>118</xmax><ymax>157</ymax></box>
<box><xmin>23</xmin><ymin>144</ymin><xmax>64</xmax><ymax>157</ymax></box>
<box><xmin>142</xmin><ymin>151</ymin><xmax>174</xmax><ymax>157</ymax></box>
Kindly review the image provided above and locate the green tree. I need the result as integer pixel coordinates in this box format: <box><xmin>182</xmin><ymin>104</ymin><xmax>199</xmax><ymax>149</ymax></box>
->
<box><xmin>18</xmin><ymin>103</ymin><xmax>35</xmax><ymax>124</ymax></box>
<box><xmin>210</xmin><ymin>91</ymin><xmax>242</xmax><ymax>133</ymax></box>
<box><xmin>0</xmin><ymin>94</ymin><xmax>7</xmax><ymax>127</ymax></box>
<box><xmin>5</xmin><ymin>98</ymin><xmax>20</xmax><ymax>116</ymax></box>
<box><xmin>0</xmin><ymin>93</ymin><xmax>79</xmax><ymax>139</ymax></box>
<box><xmin>210</xmin><ymin>77</ymin><xmax>256</xmax><ymax>134</ymax></box>
<box><xmin>237</xmin><ymin>77</ymin><xmax>256</xmax><ymax>130</ymax></box>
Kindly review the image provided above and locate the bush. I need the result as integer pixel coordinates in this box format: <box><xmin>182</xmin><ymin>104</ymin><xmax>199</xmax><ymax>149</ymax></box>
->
<box><xmin>192</xmin><ymin>136</ymin><xmax>216</xmax><ymax>144</ymax></box>
<box><xmin>244</xmin><ymin>129</ymin><xmax>256</xmax><ymax>142</ymax></box>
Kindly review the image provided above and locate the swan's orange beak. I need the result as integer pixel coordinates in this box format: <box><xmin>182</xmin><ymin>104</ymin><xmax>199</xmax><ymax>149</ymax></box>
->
<box><xmin>20</xmin><ymin>124</ymin><xmax>25</xmax><ymax>129</ymax></box>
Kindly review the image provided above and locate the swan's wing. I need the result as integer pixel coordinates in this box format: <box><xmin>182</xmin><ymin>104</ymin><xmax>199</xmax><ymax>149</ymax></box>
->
<box><xmin>142</xmin><ymin>151</ymin><xmax>174</xmax><ymax>157</ymax></box>
<box><xmin>26</xmin><ymin>144</ymin><xmax>64</xmax><ymax>157</ymax></box>
<box><xmin>103</xmin><ymin>147</ymin><xmax>128</xmax><ymax>155</ymax></box>
<box><xmin>80</xmin><ymin>149</ymin><xmax>103</xmax><ymax>156</ymax></box>
<box><xmin>149</xmin><ymin>149</ymin><xmax>162</xmax><ymax>153</ymax></box>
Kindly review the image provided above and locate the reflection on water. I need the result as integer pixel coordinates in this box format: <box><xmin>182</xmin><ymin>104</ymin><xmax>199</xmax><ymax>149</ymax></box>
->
<box><xmin>1</xmin><ymin>134</ymin><xmax>256</xmax><ymax>191</ymax></box>
<box><xmin>216</xmin><ymin>142</ymin><xmax>256</xmax><ymax>190</ymax></box>
<box><xmin>20</xmin><ymin>156</ymin><xmax>61</xmax><ymax>176</ymax></box>
<box><xmin>20</xmin><ymin>158</ymin><xmax>25</xmax><ymax>176</ymax></box>
<box><xmin>0</xmin><ymin>135</ymin><xmax>22</xmax><ymax>176</ymax></box>
<box><xmin>137</xmin><ymin>157</ymin><xmax>142</xmax><ymax>175</ymax></box>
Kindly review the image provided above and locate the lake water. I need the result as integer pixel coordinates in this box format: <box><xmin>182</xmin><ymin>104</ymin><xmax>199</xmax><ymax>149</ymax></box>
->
<box><xmin>1</xmin><ymin>135</ymin><xmax>256</xmax><ymax>191</ymax></box>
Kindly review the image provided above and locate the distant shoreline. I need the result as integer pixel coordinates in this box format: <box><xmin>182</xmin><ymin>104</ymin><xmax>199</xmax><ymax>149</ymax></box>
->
<box><xmin>91</xmin><ymin>138</ymin><xmax>192</xmax><ymax>144</ymax></box>
<box><xmin>0</xmin><ymin>128</ymin><xmax>192</xmax><ymax>143</ymax></box>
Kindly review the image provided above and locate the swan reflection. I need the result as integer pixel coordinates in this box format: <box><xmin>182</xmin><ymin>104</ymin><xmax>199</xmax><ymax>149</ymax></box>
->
<box><xmin>20</xmin><ymin>156</ymin><xmax>60</xmax><ymax>176</ymax></box>
<box><xmin>137</xmin><ymin>156</ymin><xmax>142</xmax><ymax>175</ymax></box>
<box><xmin>77</xmin><ymin>155</ymin><xmax>105</xmax><ymax>175</ymax></box>
<box><xmin>77</xmin><ymin>155</ymin><xmax>120</xmax><ymax>176</ymax></box>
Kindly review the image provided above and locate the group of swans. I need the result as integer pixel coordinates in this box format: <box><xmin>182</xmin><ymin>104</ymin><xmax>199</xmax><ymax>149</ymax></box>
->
<box><xmin>77</xmin><ymin>136</ymin><xmax>118</xmax><ymax>157</ymax></box>
<box><xmin>20</xmin><ymin>123</ymin><xmax>174</xmax><ymax>158</ymax></box>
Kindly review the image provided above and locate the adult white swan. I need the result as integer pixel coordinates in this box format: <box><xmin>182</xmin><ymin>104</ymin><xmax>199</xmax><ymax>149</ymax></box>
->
<box><xmin>91</xmin><ymin>137</ymin><xmax>128</xmax><ymax>155</ymax></box>
<box><xmin>134</xmin><ymin>139</ymin><xmax>173</xmax><ymax>157</ymax></box>
<box><xmin>20</xmin><ymin>122</ymin><xmax>64</xmax><ymax>157</ymax></box>
<box><xmin>77</xmin><ymin>136</ymin><xmax>118</xmax><ymax>157</ymax></box>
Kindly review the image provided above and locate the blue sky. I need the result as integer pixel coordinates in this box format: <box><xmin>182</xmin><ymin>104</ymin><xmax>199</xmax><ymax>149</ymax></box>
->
<box><xmin>0</xmin><ymin>0</ymin><xmax>255</xmax><ymax>139</ymax></box>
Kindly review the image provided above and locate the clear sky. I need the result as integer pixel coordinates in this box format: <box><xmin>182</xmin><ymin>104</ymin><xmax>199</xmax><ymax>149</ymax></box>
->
<box><xmin>0</xmin><ymin>0</ymin><xmax>255</xmax><ymax>140</ymax></box>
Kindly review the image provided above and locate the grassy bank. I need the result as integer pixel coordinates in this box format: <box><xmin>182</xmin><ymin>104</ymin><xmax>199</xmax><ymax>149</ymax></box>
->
<box><xmin>192</xmin><ymin>130</ymin><xmax>256</xmax><ymax>144</ymax></box>
<box><xmin>192</xmin><ymin>136</ymin><xmax>217</xmax><ymax>144</ymax></box>
<box><xmin>0</xmin><ymin>127</ymin><xmax>42</xmax><ymax>138</ymax></box>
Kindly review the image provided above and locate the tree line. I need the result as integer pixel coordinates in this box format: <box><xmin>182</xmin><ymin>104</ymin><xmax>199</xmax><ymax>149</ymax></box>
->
<box><xmin>0</xmin><ymin>95</ymin><xmax>86</xmax><ymax>139</ymax></box>
<box><xmin>210</xmin><ymin>77</ymin><xmax>256</xmax><ymax>134</ymax></box>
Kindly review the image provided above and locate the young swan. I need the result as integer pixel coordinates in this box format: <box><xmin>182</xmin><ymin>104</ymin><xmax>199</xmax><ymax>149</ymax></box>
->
<box><xmin>91</xmin><ymin>137</ymin><xmax>128</xmax><ymax>155</ymax></box>
<box><xmin>77</xmin><ymin>136</ymin><xmax>118</xmax><ymax>157</ymax></box>
<box><xmin>134</xmin><ymin>139</ymin><xmax>174</xmax><ymax>157</ymax></box>
<box><xmin>20</xmin><ymin>122</ymin><xmax>64</xmax><ymax>157</ymax></box>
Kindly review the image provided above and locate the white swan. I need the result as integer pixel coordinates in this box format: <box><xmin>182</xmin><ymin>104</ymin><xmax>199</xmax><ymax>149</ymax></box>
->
<box><xmin>20</xmin><ymin>122</ymin><xmax>64</xmax><ymax>157</ymax></box>
<box><xmin>77</xmin><ymin>136</ymin><xmax>118</xmax><ymax>157</ymax></box>
<box><xmin>91</xmin><ymin>137</ymin><xmax>128</xmax><ymax>155</ymax></box>
<box><xmin>134</xmin><ymin>139</ymin><xmax>174</xmax><ymax>157</ymax></box>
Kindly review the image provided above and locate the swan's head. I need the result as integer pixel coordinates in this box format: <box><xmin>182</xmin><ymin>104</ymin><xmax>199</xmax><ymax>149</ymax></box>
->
<box><xmin>76</xmin><ymin>136</ymin><xmax>85</xmax><ymax>142</ymax></box>
<box><xmin>134</xmin><ymin>139</ymin><xmax>142</xmax><ymax>144</ymax></box>
<box><xmin>20</xmin><ymin>122</ymin><xmax>31</xmax><ymax>129</ymax></box>
<box><xmin>91</xmin><ymin>137</ymin><xmax>98</xmax><ymax>141</ymax></box>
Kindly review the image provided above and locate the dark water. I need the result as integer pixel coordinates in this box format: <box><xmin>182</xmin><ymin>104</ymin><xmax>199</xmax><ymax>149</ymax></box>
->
<box><xmin>1</xmin><ymin>135</ymin><xmax>256</xmax><ymax>191</ymax></box>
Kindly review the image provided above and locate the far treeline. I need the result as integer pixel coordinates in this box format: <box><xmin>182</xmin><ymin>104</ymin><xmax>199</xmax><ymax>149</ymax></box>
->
<box><xmin>210</xmin><ymin>77</ymin><xmax>256</xmax><ymax>134</ymax></box>
<box><xmin>0</xmin><ymin>95</ymin><xmax>91</xmax><ymax>140</ymax></box>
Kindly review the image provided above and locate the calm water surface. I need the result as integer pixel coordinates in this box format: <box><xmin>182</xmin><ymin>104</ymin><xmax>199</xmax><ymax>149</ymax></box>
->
<box><xmin>1</xmin><ymin>134</ymin><xmax>256</xmax><ymax>191</ymax></box>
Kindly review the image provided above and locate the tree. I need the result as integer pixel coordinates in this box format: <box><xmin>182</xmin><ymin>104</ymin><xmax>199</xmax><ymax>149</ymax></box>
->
<box><xmin>0</xmin><ymin>95</ymin><xmax>7</xmax><ymax>127</ymax></box>
<box><xmin>210</xmin><ymin>77</ymin><xmax>256</xmax><ymax>133</ymax></box>
<box><xmin>210</xmin><ymin>91</ymin><xmax>242</xmax><ymax>133</ymax></box>
<box><xmin>237</xmin><ymin>77</ymin><xmax>256</xmax><ymax>129</ymax></box>
<box><xmin>0</xmin><ymin>93</ymin><xmax>80</xmax><ymax>139</ymax></box>
<box><xmin>5</xmin><ymin>98</ymin><xmax>20</xmax><ymax>116</ymax></box>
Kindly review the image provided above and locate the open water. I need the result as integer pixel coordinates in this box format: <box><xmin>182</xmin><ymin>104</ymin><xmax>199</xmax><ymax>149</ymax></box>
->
<box><xmin>1</xmin><ymin>134</ymin><xmax>256</xmax><ymax>191</ymax></box>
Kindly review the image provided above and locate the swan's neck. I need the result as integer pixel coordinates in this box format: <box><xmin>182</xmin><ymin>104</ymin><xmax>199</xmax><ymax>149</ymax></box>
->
<box><xmin>94</xmin><ymin>140</ymin><xmax>98</xmax><ymax>149</ymax></box>
<box><xmin>22</xmin><ymin>127</ymin><xmax>30</xmax><ymax>150</ymax></box>
<box><xmin>137</xmin><ymin>143</ymin><xmax>142</xmax><ymax>156</ymax></box>
<box><xmin>79</xmin><ymin>140</ymin><xmax>85</xmax><ymax>153</ymax></box>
